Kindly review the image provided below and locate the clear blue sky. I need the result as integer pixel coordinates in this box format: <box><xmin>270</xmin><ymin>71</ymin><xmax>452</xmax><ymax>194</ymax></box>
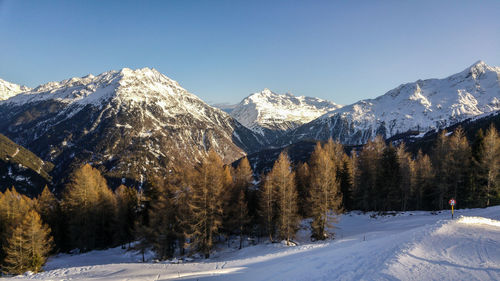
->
<box><xmin>1</xmin><ymin>0</ymin><xmax>499</xmax><ymax>105</ymax></box>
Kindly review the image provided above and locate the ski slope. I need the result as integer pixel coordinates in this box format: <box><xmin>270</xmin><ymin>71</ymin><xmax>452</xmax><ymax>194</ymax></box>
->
<box><xmin>9</xmin><ymin>206</ymin><xmax>500</xmax><ymax>281</ymax></box>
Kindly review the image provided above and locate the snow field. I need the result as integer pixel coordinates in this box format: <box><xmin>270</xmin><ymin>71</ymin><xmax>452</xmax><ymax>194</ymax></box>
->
<box><xmin>9</xmin><ymin>206</ymin><xmax>500</xmax><ymax>281</ymax></box>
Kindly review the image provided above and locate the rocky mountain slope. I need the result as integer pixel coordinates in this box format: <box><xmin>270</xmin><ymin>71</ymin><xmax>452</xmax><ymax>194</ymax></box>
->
<box><xmin>0</xmin><ymin>68</ymin><xmax>264</xmax><ymax>188</ymax></box>
<box><xmin>0</xmin><ymin>78</ymin><xmax>30</xmax><ymax>100</ymax></box>
<box><xmin>283</xmin><ymin>61</ymin><xmax>500</xmax><ymax>145</ymax></box>
<box><xmin>0</xmin><ymin>133</ymin><xmax>53</xmax><ymax>196</ymax></box>
<box><xmin>229</xmin><ymin>88</ymin><xmax>341</xmax><ymax>143</ymax></box>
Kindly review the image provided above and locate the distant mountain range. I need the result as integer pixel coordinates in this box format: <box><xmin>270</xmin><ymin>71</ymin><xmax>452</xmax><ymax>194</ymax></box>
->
<box><xmin>1</xmin><ymin>60</ymin><xmax>500</xmax><ymax>193</ymax></box>
<box><xmin>282</xmin><ymin>61</ymin><xmax>500</xmax><ymax>145</ymax></box>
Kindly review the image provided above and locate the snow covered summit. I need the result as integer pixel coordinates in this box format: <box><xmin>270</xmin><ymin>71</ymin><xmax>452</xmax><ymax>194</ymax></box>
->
<box><xmin>230</xmin><ymin>88</ymin><xmax>341</xmax><ymax>142</ymax></box>
<box><xmin>0</xmin><ymin>68</ymin><xmax>264</xmax><ymax>189</ymax></box>
<box><xmin>0</xmin><ymin>78</ymin><xmax>30</xmax><ymax>101</ymax></box>
<box><xmin>285</xmin><ymin>60</ymin><xmax>500</xmax><ymax>145</ymax></box>
<box><xmin>3</xmin><ymin>67</ymin><xmax>204</xmax><ymax>108</ymax></box>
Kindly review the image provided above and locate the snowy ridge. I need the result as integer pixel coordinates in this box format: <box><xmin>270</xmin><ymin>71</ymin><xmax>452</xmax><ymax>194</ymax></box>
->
<box><xmin>230</xmin><ymin>88</ymin><xmax>342</xmax><ymax>134</ymax></box>
<box><xmin>3</xmin><ymin>68</ymin><xmax>203</xmax><ymax>110</ymax></box>
<box><xmin>0</xmin><ymin>78</ymin><xmax>30</xmax><ymax>101</ymax></box>
<box><xmin>287</xmin><ymin>60</ymin><xmax>500</xmax><ymax>145</ymax></box>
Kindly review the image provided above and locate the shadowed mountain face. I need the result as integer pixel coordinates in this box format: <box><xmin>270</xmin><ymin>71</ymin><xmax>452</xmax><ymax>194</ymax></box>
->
<box><xmin>0</xmin><ymin>68</ymin><xmax>265</xmax><ymax>189</ymax></box>
<box><xmin>0</xmin><ymin>133</ymin><xmax>53</xmax><ymax>196</ymax></box>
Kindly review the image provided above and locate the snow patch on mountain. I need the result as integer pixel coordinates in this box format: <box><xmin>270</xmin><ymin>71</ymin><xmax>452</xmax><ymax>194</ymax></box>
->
<box><xmin>0</xmin><ymin>78</ymin><xmax>31</xmax><ymax>101</ymax></box>
<box><xmin>231</xmin><ymin>88</ymin><xmax>342</xmax><ymax>134</ymax></box>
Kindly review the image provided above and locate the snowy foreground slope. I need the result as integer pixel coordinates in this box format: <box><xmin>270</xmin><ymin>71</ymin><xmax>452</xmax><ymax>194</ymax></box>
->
<box><xmin>10</xmin><ymin>206</ymin><xmax>500</xmax><ymax>281</ymax></box>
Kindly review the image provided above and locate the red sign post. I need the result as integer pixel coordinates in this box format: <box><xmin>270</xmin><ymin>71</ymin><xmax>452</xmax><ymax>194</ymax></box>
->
<box><xmin>449</xmin><ymin>198</ymin><xmax>456</xmax><ymax>219</ymax></box>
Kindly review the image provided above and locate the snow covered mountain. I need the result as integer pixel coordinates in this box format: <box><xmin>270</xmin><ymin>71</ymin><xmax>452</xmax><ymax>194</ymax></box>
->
<box><xmin>0</xmin><ymin>78</ymin><xmax>30</xmax><ymax>100</ymax></box>
<box><xmin>0</xmin><ymin>68</ymin><xmax>264</xmax><ymax>188</ymax></box>
<box><xmin>284</xmin><ymin>60</ymin><xmax>500</xmax><ymax>145</ymax></box>
<box><xmin>229</xmin><ymin>88</ymin><xmax>341</xmax><ymax>142</ymax></box>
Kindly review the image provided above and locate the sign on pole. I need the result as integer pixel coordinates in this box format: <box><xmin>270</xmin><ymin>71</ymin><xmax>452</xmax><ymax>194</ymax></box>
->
<box><xmin>449</xmin><ymin>198</ymin><xmax>456</xmax><ymax>219</ymax></box>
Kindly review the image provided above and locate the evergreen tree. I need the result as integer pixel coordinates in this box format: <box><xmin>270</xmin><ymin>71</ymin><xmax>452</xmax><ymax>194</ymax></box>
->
<box><xmin>265</xmin><ymin>151</ymin><xmax>299</xmax><ymax>245</ymax></box>
<box><xmin>414</xmin><ymin>150</ymin><xmax>434</xmax><ymax>210</ymax></box>
<box><xmin>396</xmin><ymin>143</ymin><xmax>414</xmax><ymax>211</ymax></box>
<box><xmin>431</xmin><ymin>130</ymin><xmax>450</xmax><ymax>209</ymax></box>
<box><xmin>356</xmin><ymin>136</ymin><xmax>385</xmax><ymax>211</ymax></box>
<box><xmin>308</xmin><ymin>142</ymin><xmax>343</xmax><ymax>240</ymax></box>
<box><xmin>377</xmin><ymin>144</ymin><xmax>400</xmax><ymax>211</ymax></box>
<box><xmin>0</xmin><ymin>187</ymin><xmax>33</xmax><ymax>262</ymax></box>
<box><xmin>476</xmin><ymin>124</ymin><xmax>500</xmax><ymax>206</ymax></box>
<box><xmin>62</xmin><ymin>164</ymin><xmax>116</xmax><ymax>252</ymax></box>
<box><xmin>226</xmin><ymin>157</ymin><xmax>252</xmax><ymax>249</ymax></box>
<box><xmin>35</xmin><ymin>186</ymin><xmax>61</xmax><ymax>252</ymax></box>
<box><xmin>258</xmin><ymin>174</ymin><xmax>277</xmax><ymax>242</ymax></box>
<box><xmin>190</xmin><ymin>150</ymin><xmax>225</xmax><ymax>258</ymax></box>
<box><xmin>114</xmin><ymin>185</ymin><xmax>138</xmax><ymax>248</ymax></box>
<box><xmin>2</xmin><ymin>210</ymin><xmax>53</xmax><ymax>275</ymax></box>
<box><xmin>295</xmin><ymin>162</ymin><xmax>311</xmax><ymax>217</ymax></box>
<box><xmin>447</xmin><ymin>127</ymin><xmax>471</xmax><ymax>206</ymax></box>
<box><xmin>339</xmin><ymin>153</ymin><xmax>355</xmax><ymax>211</ymax></box>
<box><xmin>147</xmin><ymin>178</ymin><xmax>178</xmax><ymax>259</ymax></box>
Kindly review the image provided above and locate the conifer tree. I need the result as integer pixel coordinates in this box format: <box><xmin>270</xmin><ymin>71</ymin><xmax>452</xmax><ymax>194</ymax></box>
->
<box><xmin>258</xmin><ymin>174</ymin><xmax>276</xmax><ymax>242</ymax></box>
<box><xmin>476</xmin><ymin>124</ymin><xmax>500</xmax><ymax>206</ymax></box>
<box><xmin>0</xmin><ymin>187</ymin><xmax>33</xmax><ymax>262</ymax></box>
<box><xmin>377</xmin><ymin>144</ymin><xmax>400</xmax><ymax>211</ymax></box>
<box><xmin>356</xmin><ymin>136</ymin><xmax>385</xmax><ymax>211</ymax></box>
<box><xmin>2</xmin><ymin>210</ymin><xmax>53</xmax><ymax>275</ymax></box>
<box><xmin>295</xmin><ymin>162</ymin><xmax>311</xmax><ymax>217</ymax></box>
<box><xmin>62</xmin><ymin>164</ymin><xmax>116</xmax><ymax>252</ymax></box>
<box><xmin>114</xmin><ymin>185</ymin><xmax>138</xmax><ymax>248</ymax></box>
<box><xmin>226</xmin><ymin>157</ymin><xmax>252</xmax><ymax>249</ymax></box>
<box><xmin>431</xmin><ymin>130</ymin><xmax>450</xmax><ymax>209</ymax></box>
<box><xmin>35</xmin><ymin>186</ymin><xmax>61</xmax><ymax>252</ymax></box>
<box><xmin>396</xmin><ymin>143</ymin><xmax>414</xmax><ymax>211</ymax></box>
<box><xmin>339</xmin><ymin>153</ymin><xmax>355</xmax><ymax>211</ymax></box>
<box><xmin>447</xmin><ymin>127</ymin><xmax>471</xmax><ymax>206</ymax></box>
<box><xmin>148</xmin><ymin>179</ymin><xmax>178</xmax><ymax>259</ymax></box>
<box><xmin>190</xmin><ymin>149</ymin><xmax>225</xmax><ymax>258</ymax></box>
<box><xmin>309</xmin><ymin>142</ymin><xmax>343</xmax><ymax>240</ymax></box>
<box><xmin>265</xmin><ymin>151</ymin><xmax>299</xmax><ymax>245</ymax></box>
<box><xmin>414</xmin><ymin>150</ymin><xmax>434</xmax><ymax>210</ymax></box>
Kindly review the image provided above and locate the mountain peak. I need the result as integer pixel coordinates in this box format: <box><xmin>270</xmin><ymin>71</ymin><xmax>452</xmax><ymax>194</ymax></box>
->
<box><xmin>261</xmin><ymin>88</ymin><xmax>273</xmax><ymax>95</ymax></box>
<box><xmin>231</xmin><ymin>90</ymin><xmax>341</xmax><ymax>136</ymax></box>
<box><xmin>3</xmin><ymin>67</ymin><xmax>188</xmax><ymax>106</ymax></box>
<box><xmin>0</xmin><ymin>78</ymin><xmax>31</xmax><ymax>101</ymax></box>
<box><xmin>457</xmin><ymin>60</ymin><xmax>500</xmax><ymax>80</ymax></box>
<box><xmin>291</xmin><ymin>61</ymin><xmax>500</xmax><ymax>145</ymax></box>
<box><xmin>471</xmin><ymin>60</ymin><xmax>486</xmax><ymax>67</ymax></box>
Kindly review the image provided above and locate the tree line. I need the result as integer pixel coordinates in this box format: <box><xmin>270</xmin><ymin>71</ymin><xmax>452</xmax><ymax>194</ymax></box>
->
<box><xmin>1</xmin><ymin>125</ymin><xmax>499</xmax><ymax>274</ymax></box>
